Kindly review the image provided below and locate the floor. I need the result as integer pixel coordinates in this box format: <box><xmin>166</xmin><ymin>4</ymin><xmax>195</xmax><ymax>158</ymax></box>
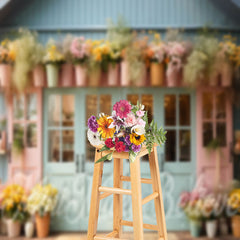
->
<box><xmin>0</xmin><ymin>232</ymin><xmax>237</xmax><ymax>240</ymax></box>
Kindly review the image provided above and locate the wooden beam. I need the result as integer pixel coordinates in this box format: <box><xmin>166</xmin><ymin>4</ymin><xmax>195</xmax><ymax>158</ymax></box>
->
<box><xmin>99</xmin><ymin>186</ymin><xmax>132</xmax><ymax>195</ymax></box>
<box><xmin>142</xmin><ymin>192</ymin><xmax>159</xmax><ymax>205</ymax></box>
<box><xmin>120</xmin><ymin>220</ymin><xmax>159</xmax><ymax>231</ymax></box>
<box><xmin>120</xmin><ymin>176</ymin><xmax>152</xmax><ymax>184</ymax></box>
<box><xmin>94</xmin><ymin>236</ymin><xmax>127</xmax><ymax>240</ymax></box>
<box><xmin>105</xmin><ymin>230</ymin><xmax>118</xmax><ymax>237</ymax></box>
<box><xmin>99</xmin><ymin>192</ymin><xmax>112</xmax><ymax>200</ymax></box>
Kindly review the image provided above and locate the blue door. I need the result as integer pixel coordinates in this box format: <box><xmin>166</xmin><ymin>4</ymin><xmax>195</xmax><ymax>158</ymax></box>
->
<box><xmin>43</xmin><ymin>88</ymin><xmax>196</xmax><ymax>231</ymax></box>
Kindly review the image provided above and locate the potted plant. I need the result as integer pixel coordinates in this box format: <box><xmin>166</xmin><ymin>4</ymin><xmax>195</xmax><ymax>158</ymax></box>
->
<box><xmin>44</xmin><ymin>40</ymin><xmax>65</xmax><ymax>88</ymax></box>
<box><xmin>227</xmin><ymin>188</ymin><xmax>240</xmax><ymax>237</ymax></box>
<box><xmin>184</xmin><ymin>35</ymin><xmax>219</xmax><ymax>87</ymax></box>
<box><xmin>147</xmin><ymin>33</ymin><xmax>166</xmax><ymax>87</ymax></box>
<box><xmin>0</xmin><ymin>39</ymin><xmax>15</xmax><ymax>88</ymax></box>
<box><xmin>70</xmin><ymin>36</ymin><xmax>91</xmax><ymax>86</ymax></box>
<box><xmin>0</xmin><ymin>116</ymin><xmax>6</xmax><ymax>153</ymax></box>
<box><xmin>27</xmin><ymin>184</ymin><xmax>58</xmax><ymax>238</ymax></box>
<box><xmin>0</xmin><ymin>184</ymin><xmax>28</xmax><ymax>238</ymax></box>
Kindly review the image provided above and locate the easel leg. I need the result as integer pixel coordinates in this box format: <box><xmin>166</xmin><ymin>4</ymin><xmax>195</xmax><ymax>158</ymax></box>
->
<box><xmin>87</xmin><ymin>150</ymin><xmax>104</xmax><ymax>240</ymax></box>
<box><xmin>149</xmin><ymin>147</ymin><xmax>168</xmax><ymax>240</ymax></box>
<box><xmin>113</xmin><ymin>158</ymin><xmax>123</xmax><ymax>237</ymax></box>
<box><xmin>130</xmin><ymin>157</ymin><xmax>144</xmax><ymax>240</ymax></box>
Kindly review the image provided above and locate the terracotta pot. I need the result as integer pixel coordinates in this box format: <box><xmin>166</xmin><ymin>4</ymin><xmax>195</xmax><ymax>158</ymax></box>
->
<box><xmin>61</xmin><ymin>63</ymin><xmax>74</xmax><ymax>87</ymax></box>
<box><xmin>89</xmin><ymin>67</ymin><xmax>101</xmax><ymax>87</ymax></box>
<box><xmin>166</xmin><ymin>69</ymin><xmax>179</xmax><ymax>87</ymax></box>
<box><xmin>135</xmin><ymin>64</ymin><xmax>147</xmax><ymax>87</ymax></box>
<box><xmin>0</xmin><ymin>131</ymin><xmax>6</xmax><ymax>152</ymax></box>
<box><xmin>150</xmin><ymin>62</ymin><xmax>164</xmax><ymax>86</ymax></box>
<box><xmin>0</xmin><ymin>64</ymin><xmax>12</xmax><ymax>88</ymax></box>
<box><xmin>108</xmin><ymin>63</ymin><xmax>119</xmax><ymax>86</ymax></box>
<box><xmin>46</xmin><ymin>63</ymin><xmax>59</xmax><ymax>88</ymax></box>
<box><xmin>221</xmin><ymin>62</ymin><xmax>233</xmax><ymax>87</ymax></box>
<box><xmin>6</xmin><ymin>219</ymin><xmax>21</xmax><ymax>238</ymax></box>
<box><xmin>75</xmin><ymin>64</ymin><xmax>87</xmax><ymax>86</ymax></box>
<box><xmin>33</xmin><ymin>64</ymin><xmax>45</xmax><ymax>87</ymax></box>
<box><xmin>0</xmin><ymin>218</ymin><xmax>7</xmax><ymax>235</ymax></box>
<box><xmin>35</xmin><ymin>213</ymin><xmax>50</xmax><ymax>238</ymax></box>
<box><xmin>120</xmin><ymin>60</ymin><xmax>130</xmax><ymax>86</ymax></box>
<box><xmin>209</xmin><ymin>71</ymin><xmax>219</xmax><ymax>86</ymax></box>
<box><xmin>232</xmin><ymin>215</ymin><xmax>240</xmax><ymax>237</ymax></box>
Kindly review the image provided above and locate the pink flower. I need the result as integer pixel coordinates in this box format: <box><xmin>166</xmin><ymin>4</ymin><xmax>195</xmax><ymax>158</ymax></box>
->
<box><xmin>136</xmin><ymin>110</ymin><xmax>145</xmax><ymax>117</ymax></box>
<box><xmin>125</xmin><ymin>113</ymin><xmax>137</xmax><ymax>127</ymax></box>
<box><xmin>70</xmin><ymin>37</ymin><xmax>91</xmax><ymax>59</ymax></box>
<box><xmin>179</xmin><ymin>192</ymin><xmax>191</xmax><ymax>209</ymax></box>
<box><xmin>137</xmin><ymin>118</ymin><xmax>146</xmax><ymax>127</ymax></box>
<box><xmin>113</xmin><ymin>100</ymin><xmax>131</xmax><ymax>119</ymax></box>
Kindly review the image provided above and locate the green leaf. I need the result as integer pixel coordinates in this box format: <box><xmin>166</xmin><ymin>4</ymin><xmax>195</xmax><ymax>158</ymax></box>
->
<box><xmin>129</xmin><ymin>151</ymin><xmax>137</xmax><ymax>163</ymax></box>
<box><xmin>95</xmin><ymin>152</ymin><xmax>113</xmax><ymax>164</ymax></box>
<box><xmin>98</xmin><ymin>145</ymin><xmax>110</xmax><ymax>152</ymax></box>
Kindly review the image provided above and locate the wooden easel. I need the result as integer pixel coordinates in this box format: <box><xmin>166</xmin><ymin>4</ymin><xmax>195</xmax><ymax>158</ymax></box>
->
<box><xmin>87</xmin><ymin>145</ymin><xmax>168</xmax><ymax>240</ymax></box>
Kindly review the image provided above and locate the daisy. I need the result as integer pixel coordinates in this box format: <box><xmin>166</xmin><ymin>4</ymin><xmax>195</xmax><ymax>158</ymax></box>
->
<box><xmin>87</xmin><ymin>129</ymin><xmax>103</xmax><ymax>146</ymax></box>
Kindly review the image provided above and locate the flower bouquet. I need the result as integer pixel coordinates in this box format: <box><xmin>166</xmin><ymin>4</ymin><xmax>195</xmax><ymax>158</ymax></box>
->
<box><xmin>87</xmin><ymin>100</ymin><xmax>166</xmax><ymax>163</ymax></box>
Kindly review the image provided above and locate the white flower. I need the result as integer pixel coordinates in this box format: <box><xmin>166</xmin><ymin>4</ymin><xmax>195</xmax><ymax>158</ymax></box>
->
<box><xmin>87</xmin><ymin>129</ymin><xmax>103</xmax><ymax>146</ymax></box>
<box><xmin>131</xmin><ymin>125</ymin><xmax>145</xmax><ymax>135</ymax></box>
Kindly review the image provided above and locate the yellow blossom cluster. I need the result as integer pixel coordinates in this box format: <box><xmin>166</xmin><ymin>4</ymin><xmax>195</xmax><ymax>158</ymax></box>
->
<box><xmin>44</xmin><ymin>44</ymin><xmax>64</xmax><ymax>63</ymax></box>
<box><xmin>0</xmin><ymin>39</ymin><xmax>16</xmax><ymax>64</ymax></box>
<box><xmin>228</xmin><ymin>189</ymin><xmax>240</xmax><ymax>213</ymax></box>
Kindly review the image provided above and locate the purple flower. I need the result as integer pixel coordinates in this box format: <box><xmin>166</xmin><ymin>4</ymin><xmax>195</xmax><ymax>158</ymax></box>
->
<box><xmin>88</xmin><ymin>115</ymin><xmax>99</xmax><ymax>133</ymax></box>
<box><xmin>125</xmin><ymin>135</ymin><xmax>131</xmax><ymax>146</ymax></box>
<box><xmin>124</xmin><ymin>145</ymin><xmax>130</xmax><ymax>152</ymax></box>
<box><xmin>132</xmin><ymin>144</ymin><xmax>141</xmax><ymax>153</ymax></box>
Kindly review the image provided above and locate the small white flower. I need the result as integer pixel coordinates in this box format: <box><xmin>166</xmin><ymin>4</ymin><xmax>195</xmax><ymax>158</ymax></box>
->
<box><xmin>131</xmin><ymin>125</ymin><xmax>145</xmax><ymax>135</ymax></box>
<box><xmin>87</xmin><ymin>129</ymin><xmax>103</xmax><ymax>146</ymax></box>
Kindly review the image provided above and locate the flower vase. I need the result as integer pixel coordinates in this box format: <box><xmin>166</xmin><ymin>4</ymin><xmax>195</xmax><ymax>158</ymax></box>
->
<box><xmin>206</xmin><ymin>220</ymin><xmax>218</xmax><ymax>238</ymax></box>
<box><xmin>221</xmin><ymin>62</ymin><xmax>233</xmax><ymax>87</ymax></box>
<box><xmin>89</xmin><ymin>67</ymin><xmax>101</xmax><ymax>87</ymax></box>
<box><xmin>61</xmin><ymin>63</ymin><xmax>74</xmax><ymax>87</ymax></box>
<box><xmin>209</xmin><ymin>70</ymin><xmax>219</xmax><ymax>86</ymax></box>
<box><xmin>75</xmin><ymin>64</ymin><xmax>87</xmax><ymax>86</ymax></box>
<box><xmin>150</xmin><ymin>62</ymin><xmax>164</xmax><ymax>86</ymax></box>
<box><xmin>231</xmin><ymin>215</ymin><xmax>240</xmax><ymax>237</ymax></box>
<box><xmin>0</xmin><ymin>218</ymin><xmax>7</xmax><ymax>235</ymax></box>
<box><xmin>108</xmin><ymin>63</ymin><xmax>119</xmax><ymax>86</ymax></box>
<box><xmin>6</xmin><ymin>219</ymin><xmax>21</xmax><ymax>238</ymax></box>
<box><xmin>35</xmin><ymin>213</ymin><xmax>50</xmax><ymax>238</ymax></box>
<box><xmin>33</xmin><ymin>64</ymin><xmax>45</xmax><ymax>87</ymax></box>
<box><xmin>24</xmin><ymin>221</ymin><xmax>34</xmax><ymax>238</ymax></box>
<box><xmin>0</xmin><ymin>131</ymin><xmax>6</xmax><ymax>152</ymax></box>
<box><xmin>135</xmin><ymin>64</ymin><xmax>147</xmax><ymax>87</ymax></box>
<box><xmin>0</xmin><ymin>64</ymin><xmax>12</xmax><ymax>88</ymax></box>
<box><xmin>120</xmin><ymin>60</ymin><xmax>130</xmax><ymax>86</ymax></box>
<box><xmin>46</xmin><ymin>63</ymin><xmax>59</xmax><ymax>88</ymax></box>
<box><xmin>189</xmin><ymin>220</ymin><xmax>202</xmax><ymax>238</ymax></box>
<box><xmin>166</xmin><ymin>68</ymin><xmax>179</xmax><ymax>87</ymax></box>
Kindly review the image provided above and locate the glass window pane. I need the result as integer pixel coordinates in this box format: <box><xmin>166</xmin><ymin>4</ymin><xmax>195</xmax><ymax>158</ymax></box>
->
<box><xmin>203</xmin><ymin>122</ymin><xmax>213</xmax><ymax>146</ymax></box>
<box><xmin>100</xmin><ymin>95</ymin><xmax>111</xmax><ymax>115</ymax></box>
<box><xmin>179</xmin><ymin>130</ymin><xmax>191</xmax><ymax>162</ymax></box>
<box><xmin>14</xmin><ymin>95</ymin><xmax>24</xmax><ymax>120</ymax></box>
<box><xmin>202</xmin><ymin>92</ymin><xmax>213</xmax><ymax>119</ymax></box>
<box><xmin>48</xmin><ymin>131</ymin><xmax>60</xmax><ymax>162</ymax></box>
<box><xmin>165</xmin><ymin>130</ymin><xmax>176</xmax><ymax>162</ymax></box>
<box><xmin>27</xmin><ymin>124</ymin><xmax>37</xmax><ymax>147</ymax></box>
<box><xmin>142</xmin><ymin>95</ymin><xmax>153</xmax><ymax>123</ymax></box>
<box><xmin>86</xmin><ymin>95</ymin><xmax>97</xmax><ymax>124</ymax></box>
<box><xmin>164</xmin><ymin>95</ymin><xmax>176</xmax><ymax>126</ymax></box>
<box><xmin>217</xmin><ymin>122</ymin><xmax>226</xmax><ymax>147</ymax></box>
<box><xmin>13</xmin><ymin>124</ymin><xmax>24</xmax><ymax>151</ymax></box>
<box><xmin>62</xmin><ymin>130</ymin><xmax>74</xmax><ymax>162</ymax></box>
<box><xmin>179</xmin><ymin>95</ymin><xmax>190</xmax><ymax>126</ymax></box>
<box><xmin>127</xmin><ymin>94</ymin><xmax>139</xmax><ymax>105</ymax></box>
<box><xmin>216</xmin><ymin>92</ymin><xmax>226</xmax><ymax>119</ymax></box>
<box><xmin>26</xmin><ymin>94</ymin><xmax>37</xmax><ymax>121</ymax></box>
<box><xmin>48</xmin><ymin>95</ymin><xmax>61</xmax><ymax>126</ymax></box>
<box><xmin>86</xmin><ymin>131</ymin><xmax>95</xmax><ymax>161</ymax></box>
<box><xmin>62</xmin><ymin>95</ymin><xmax>75</xmax><ymax>127</ymax></box>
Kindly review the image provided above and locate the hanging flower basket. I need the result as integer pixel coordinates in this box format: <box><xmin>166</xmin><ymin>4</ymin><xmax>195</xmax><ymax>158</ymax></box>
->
<box><xmin>108</xmin><ymin>63</ymin><xmax>119</xmax><ymax>86</ymax></box>
<box><xmin>120</xmin><ymin>60</ymin><xmax>130</xmax><ymax>86</ymax></box>
<box><xmin>35</xmin><ymin>213</ymin><xmax>50</xmax><ymax>238</ymax></box>
<box><xmin>89</xmin><ymin>67</ymin><xmax>101</xmax><ymax>87</ymax></box>
<box><xmin>135</xmin><ymin>64</ymin><xmax>147</xmax><ymax>87</ymax></box>
<box><xmin>33</xmin><ymin>64</ymin><xmax>45</xmax><ymax>87</ymax></box>
<box><xmin>46</xmin><ymin>63</ymin><xmax>59</xmax><ymax>88</ymax></box>
<box><xmin>221</xmin><ymin>62</ymin><xmax>233</xmax><ymax>87</ymax></box>
<box><xmin>150</xmin><ymin>62</ymin><xmax>164</xmax><ymax>86</ymax></box>
<box><xmin>60</xmin><ymin>63</ymin><xmax>74</xmax><ymax>87</ymax></box>
<box><xmin>0</xmin><ymin>64</ymin><xmax>12</xmax><ymax>88</ymax></box>
<box><xmin>75</xmin><ymin>64</ymin><xmax>87</xmax><ymax>86</ymax></box>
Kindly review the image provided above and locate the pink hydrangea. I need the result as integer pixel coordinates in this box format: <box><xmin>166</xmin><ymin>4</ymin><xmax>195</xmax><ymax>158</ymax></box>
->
<box><xmin>113</xmin><ymin>100</ymin><xmax>131</xmax><ymax>119</ymax></box>
<box><xmin>70</xmin><ymin>37</ymin><xmax>91</xmax><ymax>59</ymax></box>
<box><xmin>125</xmin><ymin>113</ymin><xmax>137</xmax><ymax>127</ymax></box>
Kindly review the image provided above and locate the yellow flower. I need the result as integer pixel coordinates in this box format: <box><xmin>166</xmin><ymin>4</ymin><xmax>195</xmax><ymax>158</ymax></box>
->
<box><xmin>97</xmin><ymin>115</ymin><xmax>115</xmax><ymax>139</ymax></box>
<box><xmin>129</xmin><ymin>133</ymin><xmax>146</xmax><ymax>146</ymax></box>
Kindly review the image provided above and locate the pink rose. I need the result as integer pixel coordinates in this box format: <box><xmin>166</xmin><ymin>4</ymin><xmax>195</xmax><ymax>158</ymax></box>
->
<box><xmin>125</xmin><ymin>113</ymin><xmax>137</xmax><ymax>127</ymax></box>
<box><xmin>137</xmin><ymin>118</ymin><xmax>146</xmax><ymax>127</ymax></box>
<box><xmin>136</xmin><ymin>110</ymin><xmax>145</xmax><ymax>117</ymax></box>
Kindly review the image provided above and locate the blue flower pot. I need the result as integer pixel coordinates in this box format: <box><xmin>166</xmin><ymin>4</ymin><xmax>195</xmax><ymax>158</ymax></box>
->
<box><xmin>189</xmin><ymin>220</ymin><xmax>202</xmax><ymax>238</ymax></box>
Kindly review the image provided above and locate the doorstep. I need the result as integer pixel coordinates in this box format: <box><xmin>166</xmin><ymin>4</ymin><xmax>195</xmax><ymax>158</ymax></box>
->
<box><xmin>0</xmin><ymin>232</ymin><xmax>237</xmax><ymax>240</ymax></box>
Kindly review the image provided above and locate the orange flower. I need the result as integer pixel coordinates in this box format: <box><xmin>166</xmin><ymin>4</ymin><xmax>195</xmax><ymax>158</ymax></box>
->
<box><xmin>97</xmin><ymin>115</ymin><xmax>115</xmax><ymax>139</ymax></box>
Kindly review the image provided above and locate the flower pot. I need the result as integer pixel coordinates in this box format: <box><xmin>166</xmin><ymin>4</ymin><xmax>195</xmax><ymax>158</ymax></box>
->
<box><xmin>33</xmin><ymin>64</ymin><xmax>45</xmax><ymax>87</ymax></box>
<box><xmin>61</xmin><ymin>63</ymin><xmax>74</xmax><ymax>87</ymax></box>
<box><xmin>46</xmin><ymin>63</ymin><xmax>59</xmax><ymax>88</ymax></box>
<box><xmin>221</xmin><ymin>62</ymin><xmax>233</xmax><ymax>87</ymax></box>
<box><xmin>206</xmin><ymin>220</ymin><xmax>218</xmax><ymax>238</ymax></box>
<box><xmin>120</xmin><ymin>60</ymin><xmax>130</xmax><ymax>86</ymax></box>
<box><xmin>35</xmin><ymin>213</ymin><xmax>50</xmax><ymax>238</ymax></box>
<box><xmin>189</xmin><ymin>220</ymin><xmax>202</xmax><ymax>238</ymax></box>
<box><xmin>108</xmin><ymin>63</ymin><xmax>119</xmax><ymax>86</ymax></box>
<box><xmin>219</xmin><ymin>217</ymin><xmax>228</xmax><ymax>235</ymax></box>
<box><xmin>89</xmin><ymin>67</ymin><xmax>101</xmax><ymax>87</ymax></box>
<box><xmin>24</xmin><ymin>221</ymin><xmax>34</xmax><ymax>238</ymax></box>
<box><xmin>6</xmin><ymin>219</ymin><xmax>21</xmax><ymax>238</ymax></box>
<box><xmin>0</xmin><ymin>64</ymin><xmax>12</xmax><ymax>88</ymax></box>
<box><xmin>0</xmin><ymin>131</ymin><xmax>6</xmax><ymax>152</ymax></box>
<box><xmin>232</xmin><ymin>215</ymin><xmax>240</xmax><ymax>237</ymax></box>
<box><xmin>0</xmin><ymin>218</ymin><xmax>7</xmax><ymax>235</ymax></box>
<box><xmin>209</xmin><ymin>71</ymin><xmax>219</xmax><ymax>86</ymax></box>
<box><xmin>135</xmin><ymin>64</ymin><xmax>147</xmax><ymax>87</ymax></box>
<box><xmin>75</xmin><ymin>64</ymin><xmax>87</xmax><ymax>86</ymax></box>
<box><xmin>150</xmin><ymin>62</ymin><xmax>164</xmax><ymax>86</ymax></box>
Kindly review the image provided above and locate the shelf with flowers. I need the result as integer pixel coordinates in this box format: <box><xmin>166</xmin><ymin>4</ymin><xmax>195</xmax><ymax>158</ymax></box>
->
<box><xmin>87</xmin><ymin>99</ymin><xmax>166</xmax><ymax>163</ymax></box>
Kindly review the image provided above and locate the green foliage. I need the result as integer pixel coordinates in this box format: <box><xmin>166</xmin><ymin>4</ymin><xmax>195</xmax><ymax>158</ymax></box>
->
<box><xmin>12</xmin><ymin>125</ymin><xmax>24</xmax><ymax>155</ymax></box>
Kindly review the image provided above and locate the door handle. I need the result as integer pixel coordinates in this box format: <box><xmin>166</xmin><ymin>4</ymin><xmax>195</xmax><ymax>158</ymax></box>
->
<box><xmin>76</xmin><ymin>154</ymin><xmax>80</xmax><ymax>173</ymax></box>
